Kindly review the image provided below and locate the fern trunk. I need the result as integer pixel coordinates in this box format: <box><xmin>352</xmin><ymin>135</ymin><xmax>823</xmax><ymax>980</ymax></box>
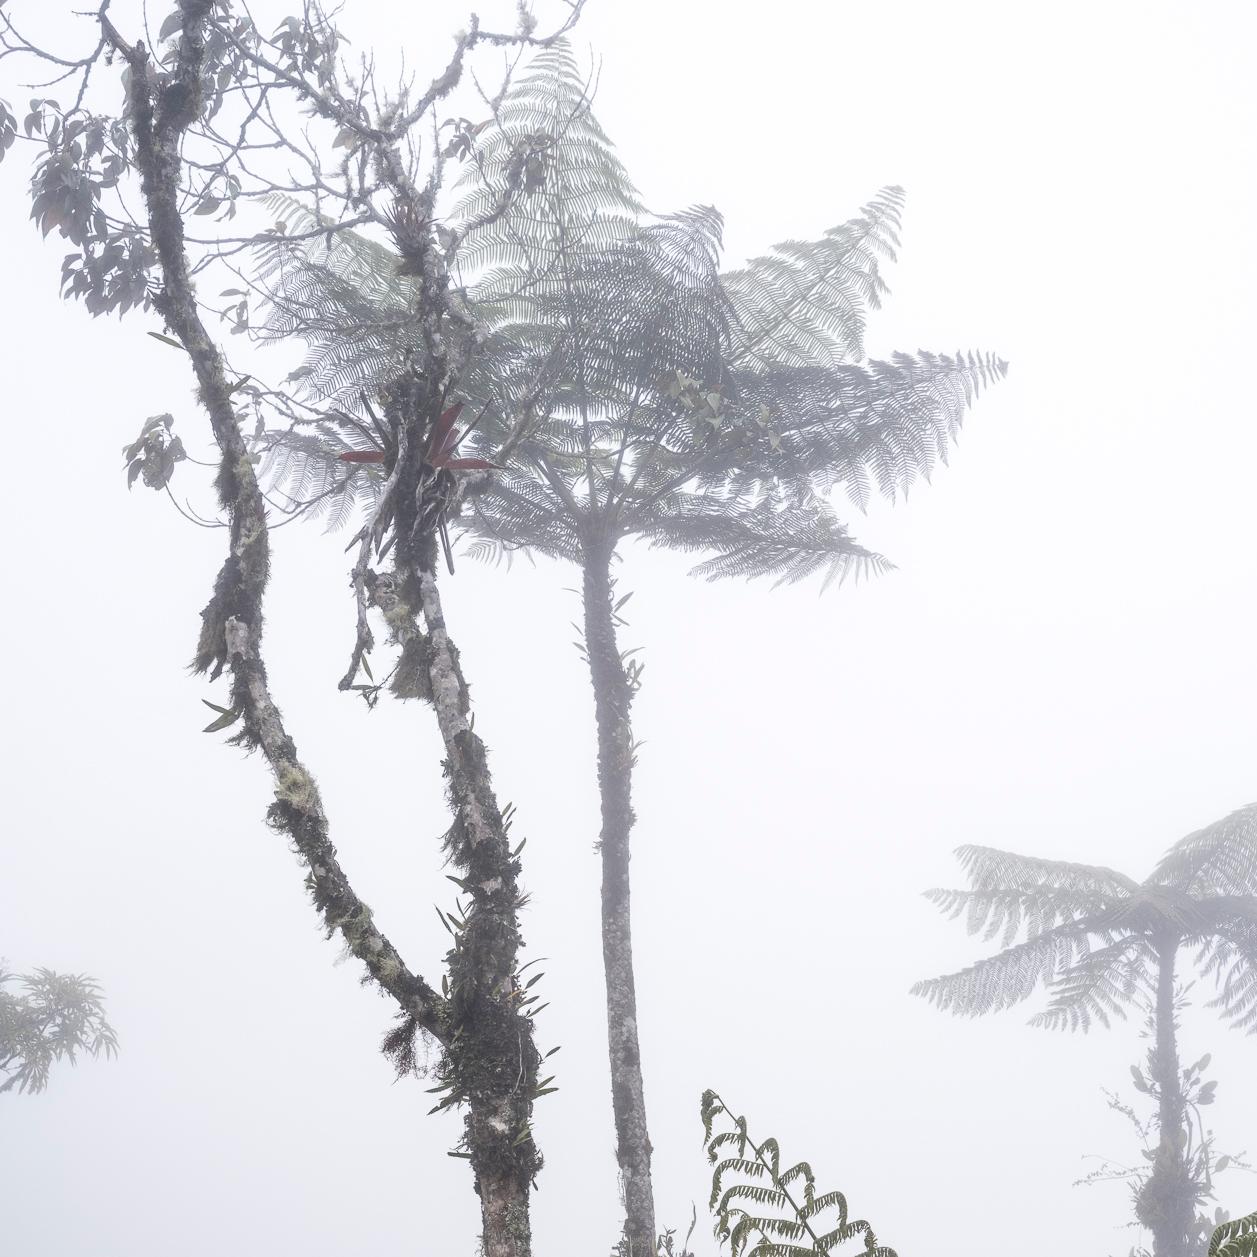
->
<box><xmin>1139</xmin><ymin>937</ymin><xmax>1193</xmax><ymax>1257</ymax></box>
<box><xmin>581</xmin><ymin>537</ymin><xmax>657</xmax><ymax>1255</ymax></box>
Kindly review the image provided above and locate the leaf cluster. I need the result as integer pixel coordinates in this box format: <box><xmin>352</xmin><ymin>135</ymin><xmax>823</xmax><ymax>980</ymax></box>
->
<box><xmin>123</xmin><ymin>413</ymin><xmax>186</xmax><ymax>490</ymax></box>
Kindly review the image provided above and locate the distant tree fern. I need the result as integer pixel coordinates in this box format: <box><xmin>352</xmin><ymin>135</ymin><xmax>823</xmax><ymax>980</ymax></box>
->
<box><xmin>701</xmin><ymin>1091</ymin><xmax>897</xmax><ymax>1257</ymax></box>
<box><xmin>914</xmin><ymin>803</ymin><xmax>1257</xmax><ymax>1257</ymax></box>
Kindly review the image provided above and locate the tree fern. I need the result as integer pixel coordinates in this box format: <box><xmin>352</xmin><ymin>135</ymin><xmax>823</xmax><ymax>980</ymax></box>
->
<box><xmin>916</xmin><ymin>806</ymin><xmax>1257</xmax><ymax>1257</ymax></box>
<box><xmin>245</xmin><ymin>42</ymin><xmax>1008</xmax><ymax>1252</ymax></box>
<box><xmin>249</xmin><ymin>44</ymin><xmax>1007</xmax><ymax>576</ymax></box>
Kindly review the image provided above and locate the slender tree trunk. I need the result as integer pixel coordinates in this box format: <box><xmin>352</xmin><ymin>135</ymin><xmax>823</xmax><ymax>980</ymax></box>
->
<box><xmin>1140</xmin><ymin>936</ymin><xmax>1194</xmax><ymax>1257</ymax></box>
<box><xmin>581</xmin><ymin>537</ymin><xmax>657</xmax><ymax>1255</ymax></box>
<box><xmin>371</xmin><ymin>553</ymin><xmax>541</xmax><ymax>1257</ymax></box>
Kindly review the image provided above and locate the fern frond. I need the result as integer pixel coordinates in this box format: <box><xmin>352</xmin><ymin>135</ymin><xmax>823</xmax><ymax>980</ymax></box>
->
<box><xmin>1153</xmin><ymin>803</ymin><xmax>1257</xmax><ymax>897</ymax></box>
<box><xmin>451</xmin><ymin>41</ymin><xmax>642</xmax><ymax>291</ymax></box>
<box><xmin>723</xmin><ymin>187</ymin><xmax>905</xmax><ymax>368</ymax></box>
<box><xmin>638</xmin><ymin>491</ymin><xmax>889</xmax><ymax>590</ymax></box>
<box><xmin>953</xmin><ymin>845</ymin><xmax>1139</xmax><ymax>901</ymax></box>
<box><xmin>701</xmin><ymin>1091</ymin><xmax>896</xmax><ymax>1257</ymax></box>
<box><xmin>1212</xmin><ymin>1210</ymin><xmax>1257</xmax><ymax>1257</ymax></box>
<box><xmin>1027</xmin><ymin>936</ymin><xmax>1153</xmax><ymax>1032</ymax></box>
<box><xmin>1194</xmin><ymin>925</ymin><xmax>1257</xmax><ymax>1033</ymax></box>
<box><xmin>909</xmin><ymin>920</ymin><xmax>1099</xmax><ymax>1017</ymax></box>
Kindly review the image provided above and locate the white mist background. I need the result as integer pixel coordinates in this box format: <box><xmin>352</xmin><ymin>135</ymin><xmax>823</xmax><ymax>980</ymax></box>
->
<box><xmin>2</xmin><ymin>1</ymin><xmax>1255</xmax><ymax>1254</ymax></box>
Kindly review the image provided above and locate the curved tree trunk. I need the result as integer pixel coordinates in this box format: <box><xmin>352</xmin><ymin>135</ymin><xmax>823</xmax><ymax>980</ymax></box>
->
<box><xmin>581</xmin><ymin>538</ymin><xmax>657</xmax><ymax>1255</ymax></box>
<box><xmin>1141</xmin><ymin>937</ymin><xmax>1194</xmax><ymax>1257</ymax></box>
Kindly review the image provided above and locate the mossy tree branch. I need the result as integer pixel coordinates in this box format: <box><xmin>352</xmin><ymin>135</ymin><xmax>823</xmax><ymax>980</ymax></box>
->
<box><xmin>99</xmin><ymin>0</ymin><xmax>450</xmax><ymax>1040</ymax></box>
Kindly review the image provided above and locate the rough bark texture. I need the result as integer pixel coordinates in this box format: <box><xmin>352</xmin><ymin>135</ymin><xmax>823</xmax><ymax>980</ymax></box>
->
<box><xmin>581</xmin><ymin>537</ymin><xmax>657</xmax><ymax>1255</ymax></box>
<box><xmin>108</xmin><ymin>9</ymin><xmax>539</xmax><ymax>1253</ymax></box>
<box><xmin>369</xmin><ymin>552</ymin><xmax>541</xmax><ymax>1257</ymax></box>
<box><xmin>106</xmin><ymin>3</ymin><xmax>449</xmax><ymax>1040</ymax></box>
<box><xmin>1140</xmin><ymin>938</ymin><xmax>1194</xmax><ymax>1257</ymax></box>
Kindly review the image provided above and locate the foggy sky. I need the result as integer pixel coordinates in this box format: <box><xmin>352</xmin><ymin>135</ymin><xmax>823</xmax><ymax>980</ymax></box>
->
<box><xmin>2</xmin><ymin>1</ymin><xmax>1255</xmax><ymax>1254</ymax></box>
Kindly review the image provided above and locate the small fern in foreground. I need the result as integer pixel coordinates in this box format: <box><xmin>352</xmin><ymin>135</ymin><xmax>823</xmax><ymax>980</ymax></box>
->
<box><xmin>1212</xmin><ymin>1211</ymin><xmax>1257</xmax><ymax>1257</ymax></box>
<box><xmin>701</xmin><ymin>1091</ymin><xmax>897</xmax><ymax>1257</ymax></box>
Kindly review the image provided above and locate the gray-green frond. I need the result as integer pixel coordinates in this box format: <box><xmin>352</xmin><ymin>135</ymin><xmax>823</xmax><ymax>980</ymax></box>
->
<box><xmin>1027</xmin><ymin>935</ymin><xmax>1154</xmax><ymax>1032</ymax></box>
<box><xmin>537</xmin><ymin>204</ymin><xmax>730</xmax><ymax>398</ymax></box>
<box><xmin>729</xmin><ymin>350</ymin><xmax>1007</xmax><ymax>508</ymax></box>
<box><xmin>261</xmin><ymin>426</ymin><xmax>381</xmax><ymax>532</ymax></box>
<box><xmin>1193</xmin><ymin>910</ymin><xmax>1257</xmax><ymax>1033</ymax></box>
<box><xmin>952</xmin><ymin>845</ymin><xmax>1139</xmax><ymax>901</ymax></box>
<box><xmin>723</xmin><ymin>186</ymin><xmax>905</xmax><ymax>369</ymax></box>
<box><xmin>461</xmin><ymin>472</ymin><xmax>583</xmax><ymax>565</ymax></box>
<box><xmin>909</xmin><ymin>921</ymin><xmax>1103</xmax><ymax>1018</ymax></box>
<box><xmin>921</xmin><ymin>886</ymin><xmax>1115</xmax><ymax>947</ymax></box>
<box><xmin>637</xmin><ymin>490</ymin><xmax>889</xmax><ymax>590</ymax></box>
<box><xmin>1152</xmin><ymin>803</ymin><xmax>1257</xmax><ymax>897</ymax></box>
<box><xmin>255</xmin><ymin>195</ymin><xmax>421</xmax><ymax>404</ymax></box>
<box><xmin>451</xmin><ymin>41</ymin><xmax>643</xmax><ymax>290</ymax></box>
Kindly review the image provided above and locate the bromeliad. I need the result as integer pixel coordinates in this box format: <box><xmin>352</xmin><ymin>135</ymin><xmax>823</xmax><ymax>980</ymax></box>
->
<box><xmin>338</xmin><ymin>398</ymin><xmax>499</xmax><ymax>573</ymax></box>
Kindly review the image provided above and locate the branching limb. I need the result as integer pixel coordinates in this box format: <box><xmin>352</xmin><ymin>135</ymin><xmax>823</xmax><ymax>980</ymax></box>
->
<box><xmin>100</xmin><ymin>1</ymin><xmax>449</xmax><ymax>1041</ymax></box>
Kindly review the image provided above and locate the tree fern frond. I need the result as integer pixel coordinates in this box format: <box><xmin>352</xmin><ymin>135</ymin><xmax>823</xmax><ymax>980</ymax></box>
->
<box><xmin>1028</xmin><ymin>936</ymin><xmax>1153</xmax><ymax>1032</ymax></box>
<box><xmin>952</xmin><ymin>845</ymin><xmax>1139</xmax><ymax>901</ymax></box>
<box><xmin>921</xmin><ymin>887</ymin><xmax>1103</xmax><ymax>947</ymax></box>
<box><xmin>723</xmin><ymin>186</ymin><xmax>905</xmax><ymax>369</ymax></box>
<box><xmin>1195</xmin><ymin>929</ymin><xmax>1257</xmax><ymax>1033</ymax></box>
<box><xmin>910</xmin><ymin>921</ymin><xmax>1097</xmax><ymax>1017</ymax></box>
<box><xmin>451</xmin><ymin>40</ymin><xmax>642</xmax><ymax>291</ymax></box>
<box><xmin>1153</xmin><ymin>803</ymin><xmax>1257</xmax><ymax>897</ymax></box>
<box><xmin>638</xmin><ymin>492</ymin><xmax>889</xmax><ymax>590</ymax></box>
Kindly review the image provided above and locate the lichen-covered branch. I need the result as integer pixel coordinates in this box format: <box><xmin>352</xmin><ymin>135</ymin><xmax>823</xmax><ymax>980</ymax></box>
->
<box><xmin>368</xmin><ymin>551</ymin><xmax>543</xmax><ymax>1257</ymax></box>
<box><xmin>11</xmin><ymin>5</ymin><xmax>585</xmax><ymax>1252</ymax></box>
<box><xmin>101</xmin><ymin>0</ymin><xmax>449</xmax><ymax>1040</ymax></box>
